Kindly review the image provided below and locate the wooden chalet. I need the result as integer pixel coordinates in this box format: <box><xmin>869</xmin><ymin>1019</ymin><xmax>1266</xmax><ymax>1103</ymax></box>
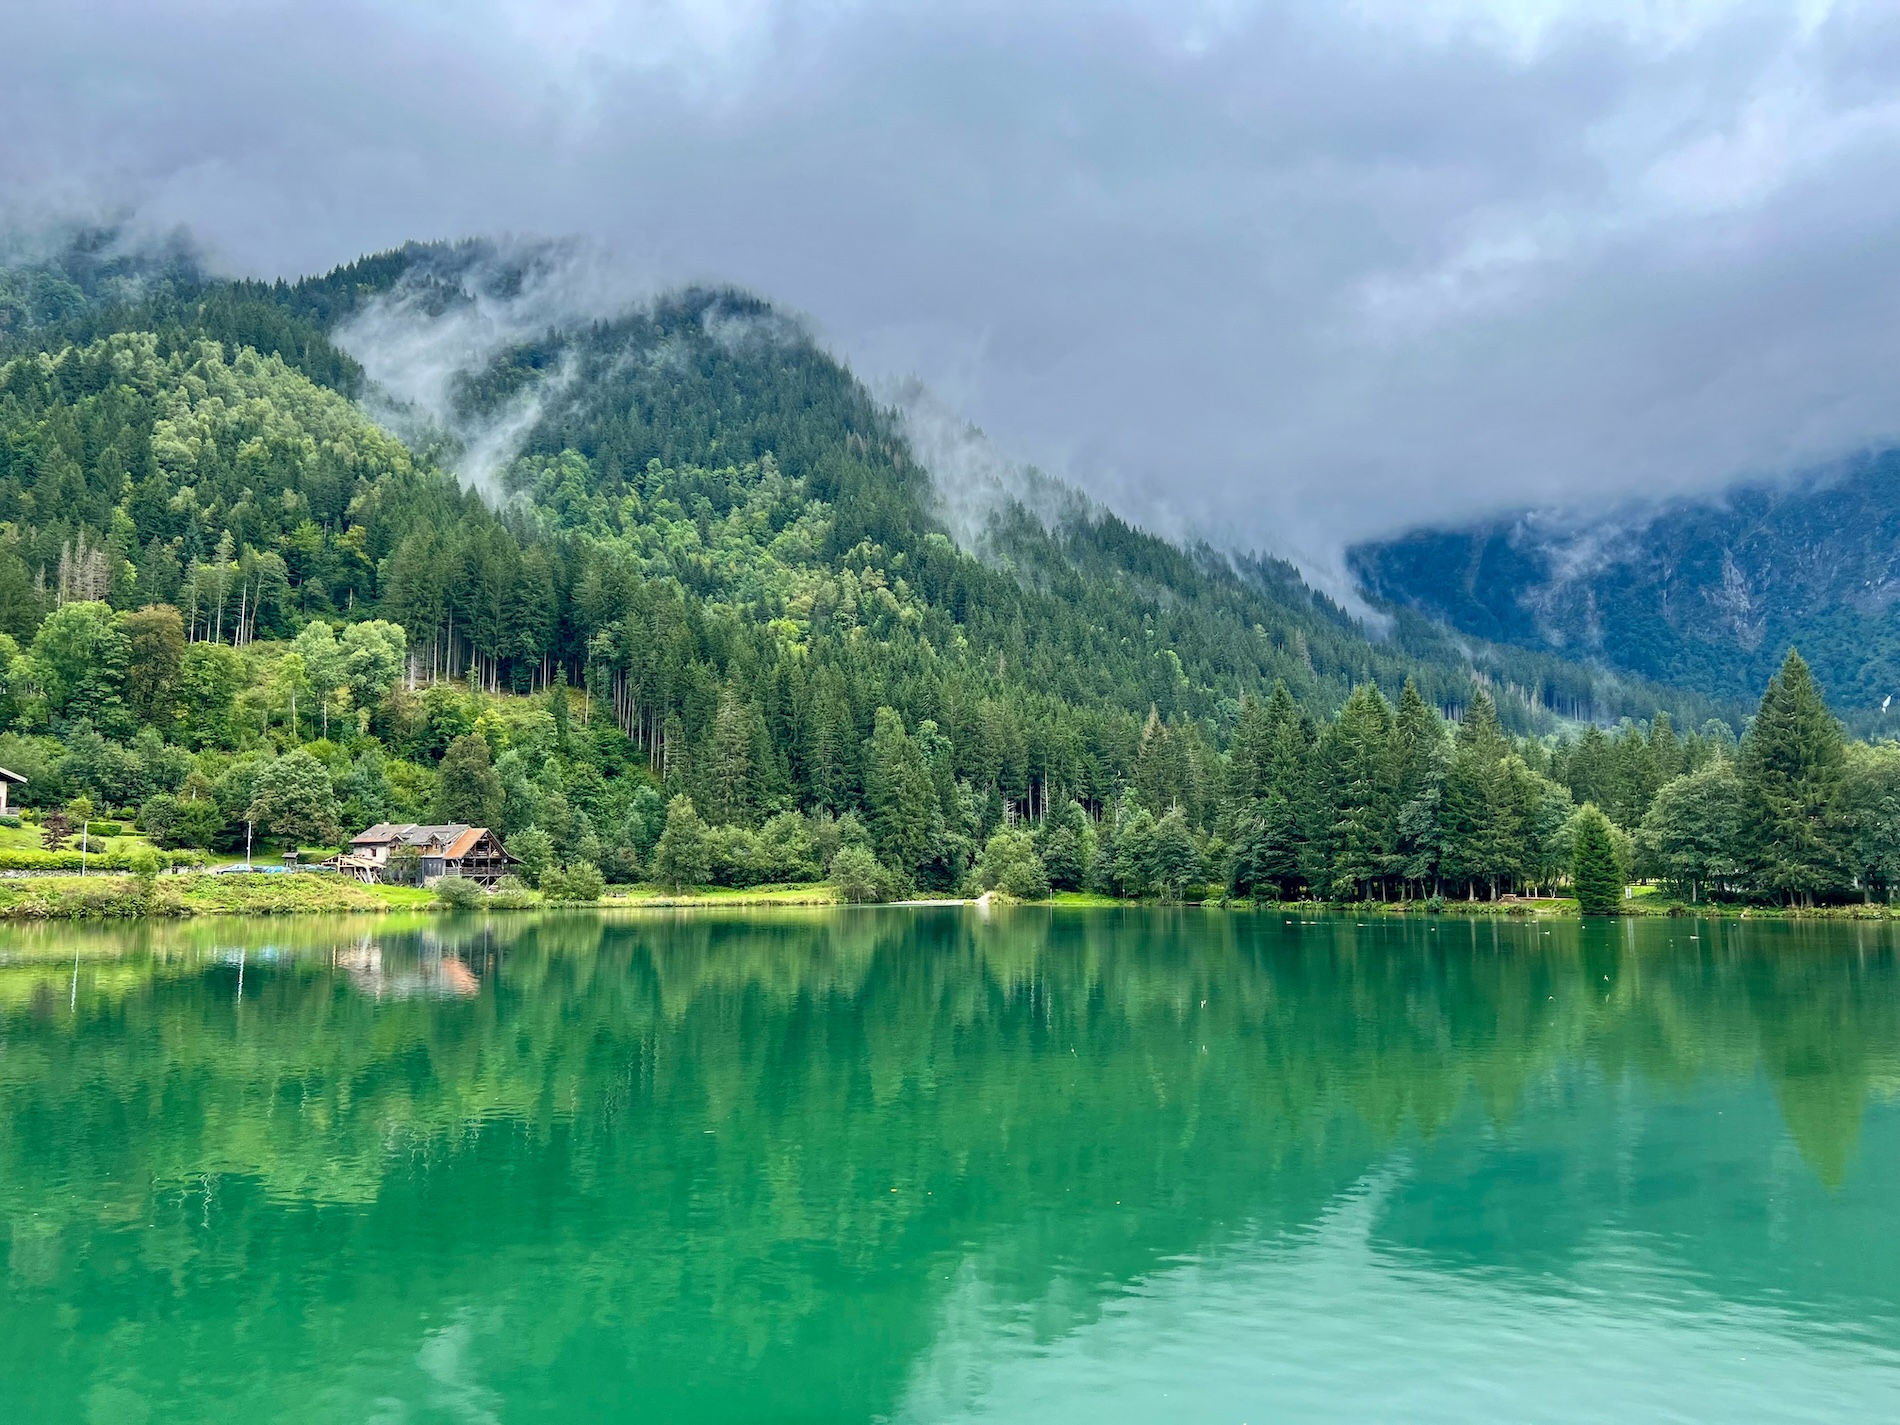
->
<box><xmin>339</xmin><ymin>823</ymin><xmax>515</xmax><ymax>886</ymax></box>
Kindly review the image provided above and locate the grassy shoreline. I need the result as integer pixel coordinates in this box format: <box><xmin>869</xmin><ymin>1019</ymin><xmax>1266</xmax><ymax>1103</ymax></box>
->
<box><xmin>0</xmin><ymin>872</ymin><xmax>1893</xmax><ymax>921</ymax></box>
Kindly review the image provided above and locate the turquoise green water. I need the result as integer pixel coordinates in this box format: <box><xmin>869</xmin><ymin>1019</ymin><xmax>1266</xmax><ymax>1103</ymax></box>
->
<box><xmin>4</xmin><ymin>909</ymin><xmax>1900</xmax><ymax>1421</ymax></box>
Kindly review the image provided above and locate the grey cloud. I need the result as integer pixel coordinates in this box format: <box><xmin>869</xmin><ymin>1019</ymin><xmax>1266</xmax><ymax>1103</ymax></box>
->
<box><xmin>9</xmin><ymin>1</ymin><xmax>1900</xmax><ymax>595</ymax></box>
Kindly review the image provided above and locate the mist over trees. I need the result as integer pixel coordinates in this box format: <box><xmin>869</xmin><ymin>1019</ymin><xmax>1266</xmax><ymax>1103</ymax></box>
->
<box><xmin>0</xmin><ymin>237</ymin><xmax>1883</xmax><ymax>907</ymax></box>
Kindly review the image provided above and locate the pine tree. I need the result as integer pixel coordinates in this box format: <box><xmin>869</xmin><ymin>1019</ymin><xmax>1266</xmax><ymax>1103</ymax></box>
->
<box><xmin>1737</xmin><ymin>648</ymin><xmax>1849</xmax><ymax>905</ymax></box>
<box><xmin>865</xmin><ymin>707</ymin><xmax>937</xmax><ymax>884</ymax></box>
<box><xmin>1562</xmin><ymin>724</ymin><xmax>1614</xmax><ymax>810</ymax></box>
<box><xmin>1227</xmin><ymin>692</ymin><xmax>1274</xmax><ymax>806</ymax></box>
<box><xmin>1135</xmin><ymin>707</ymin><xmax>1187</xmax><ymax>814</ymax></box>
<box><xmin>1571</xmin><ymin>803</ymin><xmax>1623</xmax><ymax>914</ymax></box>
<box><xmin>1387</xmin><ymin>678</ymin><xmax>1446</xmax><ymax>893</ymax></box>
<box><xmin>702</xmin><ymin>685</ymin><xmax>757</xmax><ymax>826</ymax></box>
<box><xmin>1439</xmin><ymin>690</ymin><xmax>1506</xmax><ymax>898</ymax></box>
<box><xmin>1320</xmin><ymin>683</ymin><xmax>1394</xmax><ymax>899</ymax></box>
<box><xmin>1227</xmin><ymin>682</ymin><xmax>1312</xmax><ymax>900</ymax></box>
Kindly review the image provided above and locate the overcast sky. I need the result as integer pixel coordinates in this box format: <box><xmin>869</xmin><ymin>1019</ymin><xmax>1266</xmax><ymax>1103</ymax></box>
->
<box><xmin>8</xmin><ymin>0</ymin><xmax>1900</xmax><ymax>585</ymax></box>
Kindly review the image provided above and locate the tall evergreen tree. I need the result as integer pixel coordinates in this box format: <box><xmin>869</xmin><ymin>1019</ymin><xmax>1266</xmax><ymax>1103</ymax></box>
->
<box><xmin>1387</xmin><ymin>678</ymin><xmax>1447</xmax><ymax>893</ymax></box>
<box><xmin>1316</xmin><ymin>684</ymin><xmax>1394</xmax><ymax>899</ymax></box>
<box><xmin>1571</xmin><ymin>803</ymin><xmax>1624</xmax><ymax>914</ymax></box>
<box><xmin>865</xmin><ymin>707</ymin><xmax>938</xmax><ymax>885</ymax></box>
<box><xmin>1737</xmin><ymin>649</ymin><xmax>1849</xmax><ymax>905</ymax></box>
<box><xmin>1226</xmin><ymin>682</ymin><xmax>1311</xmax><ymax>900</ymax></box>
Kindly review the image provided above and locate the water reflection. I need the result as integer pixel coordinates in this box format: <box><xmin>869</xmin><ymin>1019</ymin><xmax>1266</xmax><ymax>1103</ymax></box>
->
<box><xmin>2</xmin><ymin>909</ymin><xmax>1899</xmax><ymax>1420</ymax></box>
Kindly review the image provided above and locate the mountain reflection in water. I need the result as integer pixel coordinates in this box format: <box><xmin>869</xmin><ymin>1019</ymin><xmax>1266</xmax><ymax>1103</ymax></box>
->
<box><xmin>2</xmin><ymin>909</ymin><xmax>1898</xmax><ymax>1422</ymax></box>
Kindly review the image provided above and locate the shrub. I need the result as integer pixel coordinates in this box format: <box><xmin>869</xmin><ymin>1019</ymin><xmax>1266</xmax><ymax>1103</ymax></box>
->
<box><xmin>566</xmin><ymin>861</ymin><xmax>605</xmax><ymax>902</ymax></box>
<box><xmin>89</xmin><ymin>820</ymin><xmax>124</xmax><ymax>838</ymax></box>
<box><xmin>542</xmin><ymin>861</ymin><xmax>604</xmax><ymax>902</ymax></box>
<box><xmin>488</xmin><ymin>874</ymin><xmax>538</xmax><ymax>909</ymax></box>
<box><xmin>434</xmin><ymin>875</ymin><xmax>487</xmax><ymax>909</ymax></box>
<box><xmin>705</xmin><ymin>823</ymin><xmax>769</xmax><ymax>887</ymax></box>
<box><xmin>757</xmin><ymin>811</ymin><xmax>820</xmax><ymax>882</ymax></box>
<box><xmin>138</xmin><ymin>794</ymin><xmax>225</xmax><ymax>850</ymax></box>
<box><xmin>830</xmin><ymin>844</ymin><xmax>891</xmax><ymax>904</ymax></box>
<box><xmin>974</xmin><ymin>829</ymin><xmax>1050</xmax><ymax>900</ymax></box>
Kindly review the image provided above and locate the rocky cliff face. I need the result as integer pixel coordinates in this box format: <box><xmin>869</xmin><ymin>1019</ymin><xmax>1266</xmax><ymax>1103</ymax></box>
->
<box><xmin>1350</xmin><ymin>450</ymin><xmax>1900</xmax><ymax>718</ymax></box>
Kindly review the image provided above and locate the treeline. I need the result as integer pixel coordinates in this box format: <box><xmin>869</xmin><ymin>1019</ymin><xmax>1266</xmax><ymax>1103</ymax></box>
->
<box><xmin>0</xmin><ymin>567</ymin><xmax>1883</xmax><ymax>910</ymax></box>
<box><xmin>0</xmin><ymin>235</ymin><xmax>1805</xmax><ymax>903</ymax></box>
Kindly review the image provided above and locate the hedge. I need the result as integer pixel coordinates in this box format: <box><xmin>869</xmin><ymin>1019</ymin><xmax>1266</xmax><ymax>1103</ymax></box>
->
<box><xmin>0</xmin><ymin>847</ymin><xmax>205</xmax><ymax>871</ymax></box>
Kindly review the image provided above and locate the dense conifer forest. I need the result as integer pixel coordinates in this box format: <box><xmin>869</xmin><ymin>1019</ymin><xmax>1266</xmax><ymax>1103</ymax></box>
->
<box><xmin>0</xmin><ymin>234</ymin><xmax>1887</xmax><ymax>908</ymax></box>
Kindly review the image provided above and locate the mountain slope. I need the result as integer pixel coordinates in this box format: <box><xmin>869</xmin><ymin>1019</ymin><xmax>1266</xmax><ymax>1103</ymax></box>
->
<box><xmin>1350</xmin><ymin>453</ymin><xmax>1900</xmax><ymax>719</ymax></box>
<box><xmin>0</xmin><ymin>232</ymin><xmax>1741</xmax><ymax>886</ymax></box>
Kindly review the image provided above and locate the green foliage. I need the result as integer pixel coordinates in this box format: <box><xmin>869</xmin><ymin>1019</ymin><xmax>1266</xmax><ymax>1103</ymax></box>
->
<box><xmin>29</xmin><ymin>602</ymin><xmax>129</xmax><ymax>732</ymax></box>
<box><xmin>138</xmin><ymin>793</ymin><xmax>225</xmax><ymax>851</ymax></box>
<box><xmin>245</xmin><ymin>750</ymin><xmax>342</xmax><ymax>847</ymax></box>
<box><xmin>974</xmin><ymin>829</ymin><xmax>1049</xmax><ymax>900</ymax></box>
<box><xmin>828</xmin><ymin>844</ymin><xmax>891</xmax><ymax>903</ymax></box>
<box><xmin>0</xmin><ymin>241</ymin><xmax>1887</xmax><ymax>912</ymax></box>
<box><xmin>436</xmin><ymin>733</ymin><xmax>503</xmax><ymax>827</ymax></box>
<box><xmin>652</xmin><ymin>795</ymin><xmax>711</xmax><ymax>891</ymax></box>
<box><xmin>1038</xmin><ymin>822</ymin><xmax>1086</xmax><ymax>891</ymax></box>
<box><xmin>1843</xmin><ymin>743</ymin><xmax>1900</xmax><ymax>902</ymax></box>
<box><xmin>1570</xmin><ymin>805</ymin><xmax>1624</xmax><ymax>915</ymax></box>
<box><xmin>506</xmin><ymin>826</ymin><xmax>555</xmax><ymax>887</ymax></box>
<box><xmin>1737</xmin><ymin>650</ymin><xmax>1849</xmax><ymax>905</ymax></box>
<box><xmin>540</xmin><ymin>861</ymin><xmax>605</xmax><ymax>903</ymax></box>
<box><xmin>1637</xmin><ymin>761</ymin><xmax>1744</xmax><ymax>901</ymax></box>
<box><xmin>433</xmin><ymin>875</ymin><xmax>486</xmax><ymax>909</ymax></box>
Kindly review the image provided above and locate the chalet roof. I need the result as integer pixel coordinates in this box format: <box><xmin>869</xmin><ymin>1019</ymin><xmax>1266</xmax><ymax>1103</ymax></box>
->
<box><xmin>0</xmin><ymin>766</ymin><xmax>26</xmax><ymax>784</ymax></box>
<box><xmin>352</xmin><ymin>823</ymin><xmax>413</xmax><ymax>844</ymax></box>
<box><xmin>443</xmin><ymin>826</ymin><xmax>489</xmax><ymax>859</ymax></box>
<box><xmin>352</xmin><ymin>823</ymin><xmax>478</xmax><ymax>849</ymax></box>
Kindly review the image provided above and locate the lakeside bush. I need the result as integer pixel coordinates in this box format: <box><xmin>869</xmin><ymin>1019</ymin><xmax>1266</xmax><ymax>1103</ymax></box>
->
<box><xmin>541</xmin><ymin>862</ymin><xmax>605</xmax><ymax>903</ymax></box>
<box><xmin>433</xmin><ymin>875</ymin><xmax>486</xmax><ymax>909</ymax></box>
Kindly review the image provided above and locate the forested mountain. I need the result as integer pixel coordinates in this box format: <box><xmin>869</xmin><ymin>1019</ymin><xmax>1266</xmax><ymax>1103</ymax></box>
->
<box><xmin>1350</xmin><ymin>454</ymin><xmax>1900</xmax><ymax>721</ymax></box>
<box><xmin>9</xmin><ymin>231</ymin><xmax>1864</xmax><ymax>906</ymax></box>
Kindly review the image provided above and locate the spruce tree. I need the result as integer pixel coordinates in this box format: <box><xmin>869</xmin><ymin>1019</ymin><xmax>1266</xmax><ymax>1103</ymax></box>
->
<box><xmin>1571</xmin><ymin>804</ymin><xmax>1623</xmax><ymax>914</ymax></box>
<box><xmin>865</xmin><ymin>707</ymin><xmax>937</xmax><ymax>884</ymax></box>
<box><xmin>1439</xmin><ymin>689</ymin><xmax>1506</xmax><ymax>898</ymax></box>
<box><xmin>1737</xmin><ymin>648</ymin><xmax>1849</xmax><ymax>905</ymax></box>
<box><xmin>1321</xmin><ymin>684</ymin><xmax>1395</xmax><ymax>899</ymax></box>
<box><xmin>1388</xmin><ymin>679</ymin><xmax>1447</xmax><ymax>893</ymax></box>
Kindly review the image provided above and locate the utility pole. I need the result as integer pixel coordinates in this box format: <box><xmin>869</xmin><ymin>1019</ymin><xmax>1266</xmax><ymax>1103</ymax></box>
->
<box><xmin>246</xmin><ymin>820</ymin><xmax>253</xmax><ymax>870</ymax></box>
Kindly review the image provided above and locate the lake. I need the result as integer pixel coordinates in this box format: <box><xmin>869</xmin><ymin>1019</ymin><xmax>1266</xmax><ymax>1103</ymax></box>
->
<box><xmin>4</xmin><ymin>908</ymin><xmax>1900</xmax><ymax>1422</ymax></box>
